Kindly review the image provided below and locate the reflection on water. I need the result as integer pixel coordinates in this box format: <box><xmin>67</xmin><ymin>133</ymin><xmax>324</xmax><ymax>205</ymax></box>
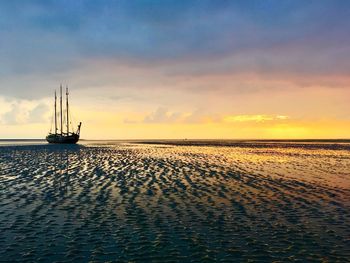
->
<box><xmin>50</xmin><ymin>145</ymin><xmax>81</xmax><ymax>197</ymax></box>
<box><xmin>0</xmin><ymin>142</ymin><xmax>349</xmax><ymax>262</ymax></box>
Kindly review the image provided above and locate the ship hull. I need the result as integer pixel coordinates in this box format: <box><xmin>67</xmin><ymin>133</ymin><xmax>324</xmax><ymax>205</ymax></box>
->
<box><xmin>46</xmin><ymin>134</ymin><xmax>79</xmax><ymax>144</ymax></box>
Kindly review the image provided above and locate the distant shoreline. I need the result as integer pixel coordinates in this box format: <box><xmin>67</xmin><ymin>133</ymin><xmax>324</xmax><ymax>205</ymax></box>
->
<box><xmin>1</xmin><ymin>138</ymin><xmax>350</xmax><ymax>150</ymax></box>
<box><xmin>1</xmin><ymin>139</ymin><xmax>349</xmax><ymax>142</ymax></box>
<box><xmin>134</xmin><ymin>139</ymin><xmax>350</xmax><ymax>147</ymax></box>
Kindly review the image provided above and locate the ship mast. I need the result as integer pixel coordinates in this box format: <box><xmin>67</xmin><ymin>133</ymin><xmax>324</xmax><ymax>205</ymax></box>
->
<box><xmin>60</xmin><ymin>85</ymin><xmax>63</xmax><ymax>135</ymax></box>
<box><xmin>66</xmin><ymin>86</ymin><xmax>69</xmax><ymax>135</ymax></box>
<box><xmin>54</xmin><ymin>90</ymin><xmax>57</xmax><ymax>134</ymax></box>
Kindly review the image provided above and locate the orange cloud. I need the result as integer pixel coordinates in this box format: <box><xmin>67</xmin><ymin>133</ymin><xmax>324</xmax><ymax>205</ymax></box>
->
<box><xmin>223</xmin><ymin>114</ymin><xmax>289</xmax><ymax>123</ymax></box>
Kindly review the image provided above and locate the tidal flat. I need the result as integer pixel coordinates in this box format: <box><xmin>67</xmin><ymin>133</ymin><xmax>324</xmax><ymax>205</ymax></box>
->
<box><xmin>0</xmin><ymin>141</ymin><xmax>349</xmax><ymax>262</ymax></box>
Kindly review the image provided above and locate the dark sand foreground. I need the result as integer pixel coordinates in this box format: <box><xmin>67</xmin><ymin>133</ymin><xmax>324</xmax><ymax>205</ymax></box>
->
<box><xmin>0</xmin><ymin>141</ymin><xmax>349</xmax><ymax>262</ymax></box>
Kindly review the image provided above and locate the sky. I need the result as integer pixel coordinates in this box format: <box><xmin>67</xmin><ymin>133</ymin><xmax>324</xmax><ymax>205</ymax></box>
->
<box><xmin>0</xmin><ymin>0</ymin><xmax>350</xmax><ymax>139</ymax></box>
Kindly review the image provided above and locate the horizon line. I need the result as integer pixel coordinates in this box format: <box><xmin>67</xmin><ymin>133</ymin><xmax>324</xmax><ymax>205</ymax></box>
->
<box><xmin>1</xmin><ymin>138</ymin><xmax>350</xmax><ymax>142</ymax></box>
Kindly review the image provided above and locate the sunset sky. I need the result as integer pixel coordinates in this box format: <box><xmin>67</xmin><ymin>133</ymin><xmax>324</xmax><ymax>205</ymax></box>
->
<box><xmin>0</xmin><ymin>0</ymin><xmax>349</xmax><ymax>139</ymax></box>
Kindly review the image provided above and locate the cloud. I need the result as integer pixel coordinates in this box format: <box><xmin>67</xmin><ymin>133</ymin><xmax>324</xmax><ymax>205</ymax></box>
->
<box><xmin>125</xmin><ymin>107</ymin><xmax>290</xmax><ymax>125</ymax></box>
<box><xmin>28</xmin><ymin>103</ymin><xmax>50</xmax><ymax>123</ymax></box>
<box><xmin>1</xmin><ymin>103</ymin><xmax>23</xmax><ymax>125</ymax></box>
<box><xmin>0</xmin><ymin>0</ymin><xmax>349</xmax><ymax>138</ymax></box>
<box><xmin>143</xmin><ymin>107</ymin><xmax>182</xmax><ymax>123</ymax></box>
<box><xmin>223</xmin><ymin>115</ymin><xmax>289</xmax><ymax>123</ymax></box>
<box><xmin>1</xmin><ymin>1</ymin><xmax>350</xmax><ymax>82</ymax></box>
<box><xmin>0</xmin><ymin>100</ymin><xmax>50</xmax><ymax>125</ymax></box>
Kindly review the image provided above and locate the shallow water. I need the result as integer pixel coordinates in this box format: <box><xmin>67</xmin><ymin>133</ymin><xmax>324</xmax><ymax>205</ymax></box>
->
<box><xmin>0</xmin><ymin>141</ymin><xmax>349</xmax><ymax>262</ymax></box>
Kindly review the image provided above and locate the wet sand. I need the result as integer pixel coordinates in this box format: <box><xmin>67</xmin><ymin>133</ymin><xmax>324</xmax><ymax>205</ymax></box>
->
<box><xmin>0</xmin><ymin>141</ymin><xmax>349</xmax><ymax>262</ymax></box>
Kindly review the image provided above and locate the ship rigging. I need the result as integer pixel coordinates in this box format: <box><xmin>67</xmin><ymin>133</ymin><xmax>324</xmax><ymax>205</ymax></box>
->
<box><xmin>46</xmin><ymin>85</ymin><xmax>81</xmax><ymax>144</ymax></box>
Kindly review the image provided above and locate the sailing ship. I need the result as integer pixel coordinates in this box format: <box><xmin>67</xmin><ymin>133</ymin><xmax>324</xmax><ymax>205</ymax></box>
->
<box><xmin>46</xmin><ymin>85</ymin><xmax>82</xmax><ymax>144</ymax></box>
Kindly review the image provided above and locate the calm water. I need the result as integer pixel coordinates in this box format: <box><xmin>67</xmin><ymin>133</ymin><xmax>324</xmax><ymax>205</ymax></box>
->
<box><xmin>0</xmin><ymin>141</ymin><xmax>349</xmax><ymax>262</ymax></box>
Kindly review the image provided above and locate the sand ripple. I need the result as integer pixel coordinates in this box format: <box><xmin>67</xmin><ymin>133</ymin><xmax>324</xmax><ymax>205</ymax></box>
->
<box><xmin>0</xmin><ymin>142</ymin><xmax>349</xmax><ymax>262</ymax></box>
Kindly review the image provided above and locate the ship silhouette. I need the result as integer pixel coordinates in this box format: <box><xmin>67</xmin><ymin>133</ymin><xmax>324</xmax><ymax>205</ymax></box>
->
<box><xmin>46</xmin><ymin>85</ymin><xmax>82</xmax><ymax>144</ymax></box>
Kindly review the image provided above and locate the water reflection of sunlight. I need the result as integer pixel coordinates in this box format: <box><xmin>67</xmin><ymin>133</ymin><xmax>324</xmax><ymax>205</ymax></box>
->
<box><xmin>132</xmin><ymin>144</ymin><xmax>350</xmax><ymax>189</ymax></box>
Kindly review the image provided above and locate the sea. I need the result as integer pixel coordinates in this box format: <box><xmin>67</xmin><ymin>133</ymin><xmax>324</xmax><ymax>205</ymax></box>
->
<box><xmin>0</xmin><ymin>140</ymin><xmax>349</xmax><ymax>262</ymax></box>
